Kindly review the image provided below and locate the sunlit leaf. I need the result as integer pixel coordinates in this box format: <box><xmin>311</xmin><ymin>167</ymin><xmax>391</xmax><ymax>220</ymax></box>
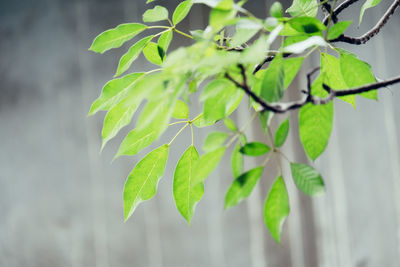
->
<box><xmin>173</xmin><ymin>0</ymin><xmax>194</xmax><ymax>25</ymax></box>
<box><xmin>172</xmin><ymin>99</ymin><xmax>189</xmax><ymax>119</ymax></box>
<box><xmin>115</xmin><ymin>127</ymin><xmax>158</xmax><ymax>159</ymax></box>
<box><xmin>224</xmin><ymin>118</ymin><xmax>237</xmax><ymax>131</ymax></box>
<box><xmin>143</xmin><ymin>42</ymin><xmax>163</xmax><ymax>65</ymax></box>
<box><xmin>192</xmin><ymin>147</ymin><xmax>226</xmax><ymax>185</ymax></box>
<box><xmin>288</xmin><ymin>17</ymin><xmax>326</xmax><ymax>34</ymax></box>
<box><xmin>158</xmin><ymin>30</ymin><xmax>173</xmax><ymax>60</ymax></box>
<box><xmin>123</xmin><ymin>145</ymin><xmax>169</xmax><ymax>221</ymax></box>
<box><xmin>240</xmin><ymin>142</ymin><xmax>270</xmax><ymax>156</ymax></box>
<box><xmin>143</xmin><ymin>5</ymin><xmax>169</xmax><ymax>22</ymax></box>
<box><xmin>327</xmin><ymin>21</ymin><xmax>352</xmax><ymax>40</ymax></box>
<box><xmin>283</xmin><ymin>57</ymin><xmax>304</xmax><ymax>89</ymax></box>
<box><xmin>286</xmin><ymin>0</ymin><xmax>318</xmax><ymax>17</ymax></box>
<box><xmin>230</xmin><ymin>19</ymin><xmax>262</xmax><ymax>47</ymax></box>
<box><xmin>89</xmin><ymin>23</ymin><xmax>147</xmax><ymax>54</ymax></box>
<box><xmin>270</xmin><ymin>2</ymin><xmax>283</xmax><ymax>18</ymax></box>
<box><xmin>261</xmin><ymin>54</ymin><xmax>285</xmax><ymax>103</ymax></box>
<box><xmin>225</xmin><ymin>166</ymin><xmax>263</xmax><ymax>209</ymax></box>
<box><xmin>89</xmin><ymin>72</ymin><xmax>145</xmax><ymax>115</ymax></box>
<box><xmin>115</xmin><ymin>36</ymin><xmax>154</xmax><ymax>77</ymax></box>
<box><xmin>173</xmin><ymin>145</ymin><xmax>202</xmax><ymax>224</ymax></box>
<box><xmin>264</xmin><ymin>176</ymin><xmax>290</xmax><ymax>243</ymax></box>
<box><xmin>290</xmin><ymin>162</ymin><xmax>325</xmax><ymax>196</ymax></box>
<box><xmin>284</xmin><ymin>36</ymin><xmax>327</xmax><ymax>54</ymax></box>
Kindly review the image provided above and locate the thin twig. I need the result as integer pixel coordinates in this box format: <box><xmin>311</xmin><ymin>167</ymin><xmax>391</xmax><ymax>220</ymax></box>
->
<box><xmin>322</xmin><ymin>0</ymin><xmax>360</xmax><ymax>25</ymax></box>
<box><xmin>331</xmin><ymin>0</ymin><xmax>400</xmax><ymax>44</ymax></box>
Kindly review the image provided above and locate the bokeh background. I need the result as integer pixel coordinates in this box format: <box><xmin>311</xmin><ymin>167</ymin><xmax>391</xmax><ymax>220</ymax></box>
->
<box><xmin>1</xmin><ymin>0</ymin><xmax>400</xmax><ymax>266</ymax></box>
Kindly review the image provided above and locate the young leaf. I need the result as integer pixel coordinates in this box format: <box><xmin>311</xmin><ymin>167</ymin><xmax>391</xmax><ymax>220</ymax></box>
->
<box><xmin>340</xmin><ymin>52</ymin><xmax>378</xmax><ymax>100</ymax></box>
<box><xmin>203</xmin><ymin>132</ymin><xmax>229</xmax><ymax>152</ymax></box>
<box><xmin>173</xmin><ymin>145</ymin><xmax>202</xmax><ymax>224</ymax></box>
<box><xmin>264</xmin><ymin>176</ymin><xmax>290</xmax><ymax>243</ymax></box>
<box><xmin>89</xmin><ymin>23</ymin><xmax>147</xmax><ymax>54</ymax></box>
<box><xmin>286</xmin><ymin>0</ymin><xmax>318</xmax><ymax>17</ymax></box>
<box><xmin>299</xmin><ymin>102</ymin><xmax>334</xmax><ymax>161</ymax></box>
<box><xmin>123</xmin><ymin>145</ymin><xmax>169</xmax><ymax>221</ymax></box>
<box><xmin>143</xmin><ymin>5</ymin><xmax>169</xmax><ymax>22</ymax></box>
<box><xmin>172</xmin><ymin>99</ymin><xmax>189</xmax><ymax>119</ymax></box>
<box><xmin>115</xmin><ymin>36</ymin><xmax>154</xmax><ymax>77</ymax></box>
<box><xmin>290</xmin><ymin>162</ymin><xmax>325</xmax><ymax>196</ymax></box>
<box><xmin>89</xmin><ymin>72</ymin><xmax>145</xmax><ymax>115</ymax></box>
<box><xmin>240</xmin><ymin>142</ymin><xmax>271</xmax><ymax>156</ymax></box>
<box><xmin>327</xmin><ymin>21</ymin><xmax>352</xmax><ymax>40</ymax></box>
<box><xmin>158</xmin><ymin>30</ymin><xmax>173</xmax><ymax>60</ymax></box>
<box><xmin>359</xmin><ymin>0</ymin><xmax>383</xmax><ymax>25</ymax></box>
<box><xmin>192</xmin><ymin>147</ymin><xmax>226</xmax><ymax>185</ymax></box>
<box><xmin>283</xmin><ymin>57</ymin><xmax>304</xmax><ymax>89</ymax></box>
<box><xmin>270</xmin><ymin>2</ymin><xmax>283</xmax><ymax>18</ymax></box>
<box><xmin>143</xmin><ymin>42</ymin><xmax>163</xmax><ymax>66</ymax></box>
<box><xmin>261</xmin><ymin>55</ymin><xmax>285</xmax><ymax>103</ymax></box>
<box><xmin>231</xmin><ymin>143</ymin><xmax>243</xmax><ymax>178</ymax></box>
<box><xmin>173</xmin><ymin>0</ymin><xmax>194</xmax><ymax>25</ymax></box>
<box><xmin>275</xmin><ymin>118</ymin><xmax>290</xmax><ymax>148</ymax></box>
<box><xmin>225</xmin><ymin>166</ymin><xmax>264</xmax><ymax>209</ymax></box>
<box><xmin>115</xmin><ymin>127</ymin><xmax>158</xmax><ymax>159</ymax></box>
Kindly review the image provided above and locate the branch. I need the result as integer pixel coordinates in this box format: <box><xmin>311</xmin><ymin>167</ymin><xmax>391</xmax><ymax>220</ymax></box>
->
<box><xmin>331</xmin><ymin>0</ymin><xmax>400</xmax><ymax>44</ymax></box>
<box><xmin>322</xmin><ymin>0</ymin><xmax>360</xmax><ymax>25</ymax></box>
<box><xmin>226</xmin><ymin>65</ymin><xmax>400</xmax><ymax>113</ymax></box>
<box><xmin>253</xmin><ymin>53</ymin><xmax>292</xmax><ymax>74</ymax></box>
<box><xmin>320</xmin><ymin>0</ymin><xmax>339</xmax><ymax>24</ymax></box>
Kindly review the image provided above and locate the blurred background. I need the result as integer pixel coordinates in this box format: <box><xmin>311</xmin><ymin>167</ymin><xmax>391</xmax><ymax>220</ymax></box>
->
<box><xmin>1</xmin><ymin>0</ymin><xmax>400</xmax><ymax>266</ymax></box>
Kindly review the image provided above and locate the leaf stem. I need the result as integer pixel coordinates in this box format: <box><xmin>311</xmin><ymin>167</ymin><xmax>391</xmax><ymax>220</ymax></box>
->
<box><xmin>169</xmin><ymin>121</ymin><xmax>188</xmax><ymax>126</ymax></box>
<box><xmin>173</xmin><ymin>28</ymin><xmax>194</xmax><ymax>39</ymax></box>
<box><xmin>168</xmin><ymin>123</ymin><xmax>189</xmax><ymax>146</ymax></box>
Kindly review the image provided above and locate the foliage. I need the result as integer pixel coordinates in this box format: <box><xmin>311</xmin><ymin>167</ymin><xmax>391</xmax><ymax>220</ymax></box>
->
<box><xmin>89</xmin><ymin>0</ymin><xmax>399</xmax><ymax>242</ymax></box>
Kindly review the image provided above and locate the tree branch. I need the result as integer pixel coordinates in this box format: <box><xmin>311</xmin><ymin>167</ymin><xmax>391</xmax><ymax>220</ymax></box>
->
<box><xmin>320</xmin><ymin>0</ymin><xmax>339</xmax><ymax>24</ymax></box>
<box><xmin>331</xmin><ymin>0</ymin><xmax>400</xmax><ymax>44</ymax></box>
<box><xmin>322</xmin><ymin>0</ymin><xmax>360</xmax><ymax>25</ymax></box>
<box><xmin>227</xmin><ymin>65</ymin><xmax>400</xmax><ymax>113</ymax></box>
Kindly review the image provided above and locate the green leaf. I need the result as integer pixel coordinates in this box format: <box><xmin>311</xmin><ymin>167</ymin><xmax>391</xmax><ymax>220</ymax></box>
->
<box><xmin>172</xmin><ymin>99</ymin><xmax>189</xmax><ymax>119</ymax></box>
<box><xmin>101</xmin><ymin>94</ymin><xmax>142</xmax><ymax>150</ymax></box>
<box><xmin>89</xmin><ymin>72</ymin><xmax>145</xmax><ymax>115</ymax></box>
<box><xmin>240</xmin><ymin>142</ymin><xmax>271</xmax><ymax>156</ymax></box>
<box><xmin>143</xmin><ymin>5</ymin><xmax>169</xmax><ymax>22</ymax></box>
<box><xmin>209</xmin><ymin>4</ymin><xmax>236</xmax><ymax>31</ymax></box>
<box><xmin>202</xmin><ymin>79</ymin><xmax>243</xmax><ymax>123</ymax></box>
<box><xmin>225</xmin><ymin>167</ymin><xmax>264</xmax><ymax>209</ymax></box>
<box><xmin>230</xmin><ymin>19</ymin><xmax>262</xmax><ymax>47</ymax></box>
<box><xmin>231</xmin><ymin>143</ymin><xmax>243</xmax><ymax>178</ymax></box>
<box><xmin>115</xmin><ymin>36</ymin><xmax>154</xmax><ymax>77</ymax></box>
<box><xmin>275</xmin><ymin>118</ymin><xmax>290</xmax><ymax>148</ymax></box>
<box><xmin>321</xmin><ymin>53</ymin><xmax>355</xmax><ymax>106</ymax></box>
<box><xmin>115</xmin><ymin>127</ymin><xmax>158</xmax><ymax>159</ymax></box>
<box><xmin>259</xmin><ymin>112</ymin><xmax>272</xmax><ymax>135</ymax></box>
<box><xmin>173</xmin><ymin>145</ymin><xmax>202</xmax><ymax>224</ymax></box>
<box><xmin>89</xmin><ymin>23</ymin><xmax>147</xmax><ymax>54</ymax></box>
<box><xmin>299</xmin><ymin>102</ymin><xmax>334</xmax><ymax>160</ymax></box>
<box><xmin>203</xmin><ymin>132</ymin><xmax>229</xmax><ymax>152</ymax></box>
<box><xmin>340</xmin><ymin>52</ymin><xmax>378</xmax><ymax>100</ymax></box>
<box><xmin>173</xmin><ymin>0</ymin><xmax>193</xmax><ymax>25</ymax></box>
<box><xmin>360</xmin><ymin>0</ymin><xmax>383</xmax><ymax>25</ymax></box>
<box><xmin>192</xmin><ymin>147</ymin><xmax>226</xmax><ymax>185</ymax></box>
<box><xmin>327</xmin><ymin>21</ymin><xmax>352</xmax><ymax>40</ymax></box>
<box><xmin>290</xmin><ymin>162</ymin><xmax>325</xmax><ymax>196</ymax></box>
<box><xmin>261</xmin><ymin>54</ymin><xmax>285</xmax><ymax>103</ymax></box>
<box><xmin>146</xmin><ymin>0</ymin><xmax>156</xmax><ymax>3</ymax></box>
<box><xmin>264</xmin><ymin>176</ymin><xmax>290</xmax><ymax>243</ymax></box>
<box><xmin>283</xmin><ymin>57</ymin><xmax>304</xmax><ymax>89</ymax></box>
<box><xmin>283</xmin><ymin>36</ymin><xmax>327</xmax><ymax>54</ymax></box>
<box><xmin>123</xmin><ymin>145</ymin><xmax>169</xmax><ymax>221</ymax></box>
<box><xmin>158</xmin><ymin>30</ymin><xmax>173</xmax><ymax>60</ymax></box>
<box><xmin>143</xmin><ymin>42</ymin><xmax>163</xmax><ymax>65</ymax></box>
<box><xmin>286</xmin><ymin>0</ymin><xmax>318</xmax><ymax>17</ymax></box>
<box><xmin>288</xmin><ymin>17</ymin><xmax>326</xmax><ymax>34</ymax></box>
<box><xmin>224</xmin><ymin>118</ymin><xmax>237</xmax><ymax>131</ymax></box>
<box><xmin>270</xmin><ymin>2</ymin><xmax>283</xmax><ymax>18</ymax></box>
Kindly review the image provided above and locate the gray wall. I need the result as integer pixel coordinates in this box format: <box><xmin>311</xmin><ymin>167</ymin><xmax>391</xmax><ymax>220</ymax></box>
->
<box><xmin>0</xmin><ymin>0</ymin><xmax>399</xmax><ymax>266</ymax></box>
